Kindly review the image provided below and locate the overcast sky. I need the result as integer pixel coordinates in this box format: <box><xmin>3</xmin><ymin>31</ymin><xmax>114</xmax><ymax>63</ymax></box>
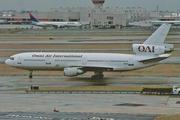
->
<box><xmin>0</xmin><ymin>0</ymin><xmax>179</xmax><ymax>12</ymax></box>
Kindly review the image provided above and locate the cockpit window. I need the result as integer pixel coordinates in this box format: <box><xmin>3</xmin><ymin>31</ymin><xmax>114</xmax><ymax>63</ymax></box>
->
<box><xmin>10</xmin><ymin>57</ymin><xmax>14</xmax><ymax>60</ymax></box>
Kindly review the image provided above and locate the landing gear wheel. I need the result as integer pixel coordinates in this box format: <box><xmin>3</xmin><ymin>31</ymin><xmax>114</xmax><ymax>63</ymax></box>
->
<box><xmin>91</xmin><ymin>74</ymin><xmax>104</xmax><ymax>80</ymax></box>
<box><xmin>29</xmin><ymin>75</ymin><xmax>33</xmax><ymax>78</ymax></box>
<box><xmin>99</xmin><ymin>74</ymin><xmax>104</xmax><ymax>79</ymax></box>
<box><xmin>91</xmin><ymin>75</ymin><xmax>96</xmax><ymax>80</ymax></box>
<box><xmin>91</xmin><ymin>70</ymin><xmax>104</xmax><ymax>80</ymax></box>
<box><xmin>29</xmin><ymin>70</ymin><xmax>33</xmax><ymax>79</ymax></box>
<box><xmin>96</xmin><ymin>75</ymin><xmax>100</xmax><ymax>80</ymax></box>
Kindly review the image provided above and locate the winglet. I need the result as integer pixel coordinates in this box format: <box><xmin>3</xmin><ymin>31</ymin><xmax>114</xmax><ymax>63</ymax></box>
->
<box><xmin>29</xmin><ymin>13</ymin><xmax>39</xmax><ymax>23</ymax></box>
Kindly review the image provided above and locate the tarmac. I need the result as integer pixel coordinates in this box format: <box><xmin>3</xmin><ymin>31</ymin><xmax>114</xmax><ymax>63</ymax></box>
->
<box><xmin>0</xmin><ymin>112</ymin><xmax>159</xmax><ymax>120</ymax></box>
<box><xmin>0</xmin><ymin>91</ymin><xmax>180</xmax><ymax>115</ymax></box>
<box><xmin>0</xmin><ymin>75</ymin><xmax>180</xmax><ymax>116</ymax></box>
<box><xmin>1</xmin><ymin>75</ymin><xmax>180</xmax><ymax>90</ymax></box>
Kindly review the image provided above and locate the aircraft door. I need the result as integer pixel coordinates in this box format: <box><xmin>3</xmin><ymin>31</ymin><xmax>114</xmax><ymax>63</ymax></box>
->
<box><xmin>82</xmin><ymin>57</ymin><xmax>87</xmax><ymax>65</ymax></box>
<box><xmin>17</xmin><ymin>58</ymin><xmax>22</xmax><ymax>64</ymax></box>
<box><xmin>46</xmin><ymin>58</ymin><xmax>51</xmax><ymax>65</ymax></box>
<box><xmin>173</xmin><ymin>86</ymin><xmax>178</xmax><ymax>94</ymax></box>
<box><xmin>128</xmin><ymin>59</ymin><xmax>134</xmax><ymax>66</ymax></box>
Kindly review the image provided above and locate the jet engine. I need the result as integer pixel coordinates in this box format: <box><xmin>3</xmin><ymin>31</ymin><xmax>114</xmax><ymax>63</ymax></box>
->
<box><xmin>64</xmin><ymin>68</ymin><xmax>84</xmax><ymax>76</ymax></box>
<box><xmin>132</xmin><ymin>44</ymin><xmax>174</xmax><ymax>54</ymax></box>
<box><xmin>163</xmin><ymin>44</ymin><xmax>174</xmax><ymax>53</ymax></box>
<box><xmin>58</xmin><ymin>25</ymin><xmax>64</xmax><ymax>29</ymax></box>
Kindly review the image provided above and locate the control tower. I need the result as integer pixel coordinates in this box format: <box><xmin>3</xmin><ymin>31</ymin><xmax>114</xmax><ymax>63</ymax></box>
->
<box><xmin>92</xmin><ymin>0</ymin><xmax>105</xmax><ymax>9</ymax></box>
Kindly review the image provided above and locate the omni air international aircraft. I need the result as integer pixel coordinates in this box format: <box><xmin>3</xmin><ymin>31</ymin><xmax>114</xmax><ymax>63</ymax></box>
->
<box><xmin>5</xmin><ymin>24</ymin><xmax>174</xmax><ymax>79</ymax></box>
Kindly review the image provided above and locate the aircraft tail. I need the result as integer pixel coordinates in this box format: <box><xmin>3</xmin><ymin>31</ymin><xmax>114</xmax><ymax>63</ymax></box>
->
<box><xmin>143</xmin><ymin>24</ymin><xmax>171</xmax><ymax>45</ymax></box>
<box><xmin>29</xmin><ymin>13</ymin><xmax>39</xmax><ymax>23</ymax></box>
<box><xmin>132</xmin><ymin>24</ymin><xmax>174</xmax><ymax>55</ymax></box>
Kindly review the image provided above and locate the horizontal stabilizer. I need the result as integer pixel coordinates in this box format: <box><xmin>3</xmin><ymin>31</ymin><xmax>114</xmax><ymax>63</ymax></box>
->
<box><xmin>138</xmin><ymin>54</ymin><xmax>171</xmax><ymax>63</ymax></box>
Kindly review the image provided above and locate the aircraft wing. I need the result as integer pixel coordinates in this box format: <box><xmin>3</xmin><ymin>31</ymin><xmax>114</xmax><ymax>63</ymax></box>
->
<box><xmin>71</xmin><ymin>65</ymin><xmax>114</xmax><ymax>69</ymax></box>
<box><xmin>70</xmin><ymin>65</ymin><xmax>126</xmax><ymax>71</ymax></box>
<box><xmin>138</xmin><ymin>54</ymin><xmax>171</xmax><ymax>63</ymax></box>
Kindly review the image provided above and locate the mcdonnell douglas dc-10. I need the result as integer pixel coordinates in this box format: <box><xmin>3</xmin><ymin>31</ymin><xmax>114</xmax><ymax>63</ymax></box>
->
<box><xmin>5</xmin><ymin>24</ymin><xmax>174</xmax><ymax>79</ymax></box>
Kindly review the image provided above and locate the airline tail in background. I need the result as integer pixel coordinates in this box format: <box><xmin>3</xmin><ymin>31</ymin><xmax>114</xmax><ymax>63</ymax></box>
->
<box><xmin>29</xmin><ymin>13</ymin><xmax>39</xmax><ymax>23</ymax></box>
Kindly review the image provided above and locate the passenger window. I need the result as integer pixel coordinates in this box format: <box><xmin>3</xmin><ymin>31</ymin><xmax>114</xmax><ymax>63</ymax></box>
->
<box><xmin>128</xmin><ymin>64</ymin><xmax>134</xmax><ymax>66</ymax></box>
<box><xmin>10</xmin><ymin>57</ymin><xmax>14</xmax><ymax>60</ymax></box>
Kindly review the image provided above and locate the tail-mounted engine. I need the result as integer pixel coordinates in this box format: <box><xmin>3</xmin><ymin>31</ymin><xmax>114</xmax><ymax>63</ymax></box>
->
<box><xmin>132</xmin><ymin>44</ymin><xmax>174</xmax><ymax>55</ymax></box>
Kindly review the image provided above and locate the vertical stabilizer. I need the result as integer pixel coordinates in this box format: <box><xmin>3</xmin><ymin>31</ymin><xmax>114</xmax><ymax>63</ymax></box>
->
<box><xmin>29</xmin><ymin>13</ymin><xmax>39</xmax><ymax>23</ymax></box>
<box><xmin>143</xmin><ymin>24</ymin><xmax>171</xmax><ymax>45</ymax></box>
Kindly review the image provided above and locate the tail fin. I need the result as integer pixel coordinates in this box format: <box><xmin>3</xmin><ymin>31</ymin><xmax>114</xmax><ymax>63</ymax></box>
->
<box><xmin>132</xmin><ymin>24</ymin><xmax>173</xmax><ymax>55</ymax></box>
<box><xmin>143</xmin><ymin>24</ymin><xmax>171</xmax><ymax>45</ymax></box>
<box><xmin>29</xmin><ymin>13</ymin><xmax>39</xmax><ymax>23</ymax></box>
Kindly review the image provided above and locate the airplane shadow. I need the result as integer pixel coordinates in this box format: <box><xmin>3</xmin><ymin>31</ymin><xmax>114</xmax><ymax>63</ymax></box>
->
<box><xmin>66</xmin><ymin>77</ymin><xmax>111</xmax><ymax>86</ymax></box>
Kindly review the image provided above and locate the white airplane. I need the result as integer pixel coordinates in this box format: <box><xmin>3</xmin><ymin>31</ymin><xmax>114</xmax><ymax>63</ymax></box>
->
<box><xmin>29</xmin><ymin>13</ymin><xmax>81</xmax><ymax>29</ymax></box>
<box><xmin>151</xmin><ymin>20</ymin><xmax>180</xmax><ymax>25</ymax></box>
<box><xmin>5</xmin><ymin>24</ymin><xmax>174</xmax><ymax>79</ymax></box>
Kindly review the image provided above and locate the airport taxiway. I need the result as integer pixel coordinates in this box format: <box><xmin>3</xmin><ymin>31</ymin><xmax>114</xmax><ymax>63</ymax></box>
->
<box><xmin>0</xmin><ymin>91</ymin><xmax>180</xmax><ymax>115</ymax></box>
<box><xmin>0</xmin><ymin>75</ymin><xmax>180</xmax><ymax>90</ymax></box>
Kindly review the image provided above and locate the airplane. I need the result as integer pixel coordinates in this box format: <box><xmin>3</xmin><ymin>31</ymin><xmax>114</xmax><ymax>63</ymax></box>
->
<box><xmin>29</xmin><ymin>13</ymin><xmax>82</xmax><ymax>29</ymax></box>
<box><xmin>5</xmin><ymin>23</ymin><xmax>174</xmax><ymax>79</ymax></box>
<box><xmin>151</xmin><ymin>20</ymin><xmax>180</xmax><ymax>25</ymax></box>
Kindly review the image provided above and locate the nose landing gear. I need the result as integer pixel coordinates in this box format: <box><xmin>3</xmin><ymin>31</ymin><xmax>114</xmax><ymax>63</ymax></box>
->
<box><xmin>29</xmin><ymin>70</ymin><xmax>33</xmax><ymax>78</ymax></box>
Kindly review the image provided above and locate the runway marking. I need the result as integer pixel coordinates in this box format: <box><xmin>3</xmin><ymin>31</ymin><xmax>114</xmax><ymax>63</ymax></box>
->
<box><xmin>165</xmin><ymin>96</ymin><xmax>170</xmax><ymax>105</ymax></box>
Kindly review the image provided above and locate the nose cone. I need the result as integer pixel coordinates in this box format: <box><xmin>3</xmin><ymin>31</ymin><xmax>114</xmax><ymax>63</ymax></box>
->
<box><xmin>5</xmin><ymin>59</ymin><xmax>11</xmax><ymax>66</ymax></box>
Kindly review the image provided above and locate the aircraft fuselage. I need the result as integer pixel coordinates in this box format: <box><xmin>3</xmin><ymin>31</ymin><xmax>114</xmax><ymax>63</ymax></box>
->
<box><xmin>5</xmin><ymin>52</ymin><xmax>157</xmax><ymax>72</ymax></box>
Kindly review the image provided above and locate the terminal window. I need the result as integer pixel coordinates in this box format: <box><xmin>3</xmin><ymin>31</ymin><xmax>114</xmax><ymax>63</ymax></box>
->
<box><xmin>108</xmin><ymin>21</ymin><xmax>113</xmax><ymax>24</ymax></box>
<box><xmin>107</xmin><ymin>17</ymin><xmax>113</xmax><ymax>20</ymax></box>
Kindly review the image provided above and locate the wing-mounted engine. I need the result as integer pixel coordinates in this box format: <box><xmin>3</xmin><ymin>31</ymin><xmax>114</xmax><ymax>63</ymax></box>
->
<box><xmin>64</xmin><ymin>68</ymin><xmax>84</xmax><ymax>77</ymax></box>
<box><xmin>132</xmin><ymin>44</ymin><xmax>174</xmax><ymax>55</ymax></box>
<box><xmin>58</xmin><ymin>25</ymin><xmax>64</xmax><ymax>28</ymax></box>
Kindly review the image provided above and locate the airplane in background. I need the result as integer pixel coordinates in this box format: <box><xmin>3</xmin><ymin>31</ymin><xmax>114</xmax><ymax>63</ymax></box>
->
<box><xmin>5</xmin><ymin>23</ymin><xmax>174</xmax><ymax>79</ymax></box>
<box><xmin>151</xmin><ymin>20</ymin><xmax>180</xmax><ymax>25</ymax></box>
<box><xmin>29</xmin><ymin>13</ymin><xmax>81</xmax><ymax>29</ymax></box>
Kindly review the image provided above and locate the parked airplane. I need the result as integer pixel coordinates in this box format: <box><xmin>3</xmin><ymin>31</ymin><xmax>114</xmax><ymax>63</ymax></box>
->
<box><xmin>151</xmin><ymin>20</ymin><xmax>180</xmax><ymax>25</ymax></box>
<box><xmin>29</xmin><ymin>13</ymin><xmax>81</xmax><ymax>29</ymax></box>
<box><xmin>5</xmin><ymin>24</ymin><xmax>174</xmax><ymax>79</ymax></box>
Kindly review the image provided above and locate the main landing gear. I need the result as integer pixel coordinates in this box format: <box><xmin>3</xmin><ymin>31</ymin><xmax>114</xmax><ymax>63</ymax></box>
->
<box><xmin>91</xmin><ymin>71</ymin><xmax>104</xmax><ymax>80</ymax></box>
<box><xmin>29</xmin><ymin>70</ymin><xmax>33</xmax><ymax>78</ymax></box>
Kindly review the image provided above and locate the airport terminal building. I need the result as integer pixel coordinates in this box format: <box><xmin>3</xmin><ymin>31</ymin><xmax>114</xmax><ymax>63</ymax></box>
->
<box><xmin>0</xmin><ymin>0</ymin><xmax>180</xmax><ymax>28</ymax></box>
